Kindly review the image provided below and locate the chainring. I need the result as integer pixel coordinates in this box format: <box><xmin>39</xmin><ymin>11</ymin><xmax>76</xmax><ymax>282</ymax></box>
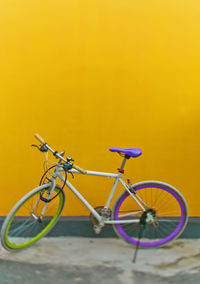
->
<box><xmin>89</xmin><ymin>206</ymin><xmax>112</xmax><ymax>225</ymax></box>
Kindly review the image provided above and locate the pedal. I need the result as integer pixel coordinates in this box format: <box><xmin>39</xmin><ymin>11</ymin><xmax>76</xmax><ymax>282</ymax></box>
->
<box><xmin>93</xmin><ymin>225</ymin><xmax>102</xmax><ymax>234</ymax></box>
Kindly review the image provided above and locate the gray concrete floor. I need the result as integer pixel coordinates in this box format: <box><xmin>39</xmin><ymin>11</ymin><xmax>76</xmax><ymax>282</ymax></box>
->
<box><xmin>0</xmin><ymin>237</ymin><xmax>200</xmax><ymax>283</ymax></box>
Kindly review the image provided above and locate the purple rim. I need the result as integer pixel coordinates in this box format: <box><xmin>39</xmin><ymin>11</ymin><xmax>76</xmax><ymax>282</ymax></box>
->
<box><xmin>115</xmin><ymin>185</ymin><xmax>185</xmax><ymax>247</ymax></box>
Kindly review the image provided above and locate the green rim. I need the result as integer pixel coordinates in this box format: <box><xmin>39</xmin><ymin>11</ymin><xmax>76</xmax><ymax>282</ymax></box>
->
<box><xmin>5</xmin><ymin>187</ymin><xmax>64</xmax><ymax>249</ymax></box>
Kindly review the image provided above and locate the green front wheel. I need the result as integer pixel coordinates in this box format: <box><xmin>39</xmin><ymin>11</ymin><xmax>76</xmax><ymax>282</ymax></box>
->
<box><xmin>1</xmin><ymin>184</ymin><xmax>65</xmax><ymax>251</ymax></box>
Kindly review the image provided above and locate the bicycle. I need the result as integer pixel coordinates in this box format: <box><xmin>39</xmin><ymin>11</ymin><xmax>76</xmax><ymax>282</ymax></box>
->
<box><xmin>1</xmin><ymin>134</ymin><xmax>188</xmax><ymax>251</ymax></box>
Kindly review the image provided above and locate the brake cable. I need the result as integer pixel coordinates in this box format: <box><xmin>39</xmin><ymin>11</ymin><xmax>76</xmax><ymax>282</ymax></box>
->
<box><xmin>32</xmin><ymin>144</ymin><xmax>68</xmax><ymax>203</ymax></box>
<box><xmin>39</xmin><ymin>166</ymin><xmax>68</xmax><ymax>203</ymax></box>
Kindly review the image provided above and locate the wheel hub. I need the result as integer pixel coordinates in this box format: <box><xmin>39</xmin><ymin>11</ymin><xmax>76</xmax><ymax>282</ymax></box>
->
<box><xmin>140</xmin><ymin>209</ymin><xmax>158</xmax><ymax>226</ymax></box>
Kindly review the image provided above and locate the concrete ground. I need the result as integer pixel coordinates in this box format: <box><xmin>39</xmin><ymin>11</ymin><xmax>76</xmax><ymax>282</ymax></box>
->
<box><xmin>0</xmin><ymin>237</ymin><xmax>200</xmax><ymax>284</ymax></box>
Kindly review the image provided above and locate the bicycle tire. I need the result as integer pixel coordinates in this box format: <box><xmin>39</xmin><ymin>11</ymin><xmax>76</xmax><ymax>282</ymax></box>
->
<box><xmin>1</xmin><ymin>183</ymin><xmax>65</xmax><ymax>251</ymax></box>
<box><xmin>112</xmin><ymin>181</ymin><xmax>188</xmax><ymax>248</ymax></box>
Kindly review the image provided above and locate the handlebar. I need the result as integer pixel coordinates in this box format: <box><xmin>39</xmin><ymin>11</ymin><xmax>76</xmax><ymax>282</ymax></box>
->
<box><xmin>34</xmin><ymin>133</ymin><xmax>87</xmax><ymax>174</ymax></box>
<box><xmin>72</xmin><ymin>164</ymin><xmax>87</xmax><ymax>174</ymax></box>
<box><xmin>35</xmin><ymin>134</ymin><xmax>46</xmax><ymax>144</ymax></box>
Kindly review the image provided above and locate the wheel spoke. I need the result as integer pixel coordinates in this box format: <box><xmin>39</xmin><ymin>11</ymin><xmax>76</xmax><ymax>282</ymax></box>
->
<box><xmin>113</xmin><ymin>183</ymin><xmax>187</xmax><ymax>247</ymax></box>
<box><xmin>1</xmin><ymin>185</ymin><xmax>64</xmax><ymax>250</ymax></box>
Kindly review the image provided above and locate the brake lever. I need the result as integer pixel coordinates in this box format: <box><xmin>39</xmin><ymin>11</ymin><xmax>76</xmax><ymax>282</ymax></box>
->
<box><xmin>31</xmin><ymin>144</ymin><xmax>40</xmax><ymax>149</ymax></box>
<box><xmin>31</xmin><ymin>144</ymin><xmax>48</xmax><ymax>152</ymax></box>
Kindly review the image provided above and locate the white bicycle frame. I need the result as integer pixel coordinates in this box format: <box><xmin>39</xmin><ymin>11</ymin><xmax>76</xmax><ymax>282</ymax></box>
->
<box><xmin>51</xmin><ymin>157</ymin><xmax>147</xmax><ymax>226</ymax></box>
<box><xmin>37</xmin><ymin>139</ymin><xmax>148</xmax><ymax>226</ymax></box>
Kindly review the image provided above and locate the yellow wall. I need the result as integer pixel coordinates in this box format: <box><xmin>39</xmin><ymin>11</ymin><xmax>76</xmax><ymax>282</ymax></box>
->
<box><xmin>0</xmin><ymin>0</ymin><xmax>199</xmax><ymax>216</ymax></box>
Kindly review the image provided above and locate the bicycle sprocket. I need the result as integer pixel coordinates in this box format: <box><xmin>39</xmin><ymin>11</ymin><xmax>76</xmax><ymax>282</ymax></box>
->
<box><xmin>89</xmin><ymin>206</ymin><xmax>112</xmax><ymax>225</ymax></box>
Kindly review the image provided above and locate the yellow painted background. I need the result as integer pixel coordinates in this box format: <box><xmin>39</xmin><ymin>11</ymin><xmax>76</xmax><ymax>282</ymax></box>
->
<box><xmin>0</xmin><ymin>0</ymin><xmax>199</xmax><ymax>216</ymax></box>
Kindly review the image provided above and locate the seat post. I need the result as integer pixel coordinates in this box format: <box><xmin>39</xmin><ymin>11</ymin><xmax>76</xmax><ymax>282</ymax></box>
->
<box><xmin>119</xmin><ymin>155</ymin><xmax>129</xmax><ymax>172</ymax></box>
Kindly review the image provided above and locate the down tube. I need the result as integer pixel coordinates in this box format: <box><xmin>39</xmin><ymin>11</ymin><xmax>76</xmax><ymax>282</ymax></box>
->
<box><xmin>59</xmin><ymin>174</ymin><xmax>102</xmax><ymax>222</ymax></box>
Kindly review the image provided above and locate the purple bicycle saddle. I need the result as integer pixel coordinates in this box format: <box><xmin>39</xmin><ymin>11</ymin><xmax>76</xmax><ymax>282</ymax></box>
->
<box><xmin>109</xmin><ymin>148</ymin><xmax>142</xmax><ymax>158</ymax></box>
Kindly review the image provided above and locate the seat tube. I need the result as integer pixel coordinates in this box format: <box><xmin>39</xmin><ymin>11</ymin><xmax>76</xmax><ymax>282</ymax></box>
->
<box><xmin>120</xmin><ymin>156</ymin><xmax>127</xmax><ymax>172</ymax></box>
<box><xmin>105</xmin><ymin>157</ymin><xmax>127</xmax><ymax>208</ymax></box>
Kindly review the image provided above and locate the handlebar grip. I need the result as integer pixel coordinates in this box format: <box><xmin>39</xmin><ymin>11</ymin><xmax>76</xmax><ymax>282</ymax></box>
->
<box><xmin>72</xmin><ymin>164</ymin><xmax>87</xmax><ymax>175</ymax></box>
<box><xmin>35</xmin><ymin>134</ymin><xmax>46</xmax><ymax>144</ymax></box>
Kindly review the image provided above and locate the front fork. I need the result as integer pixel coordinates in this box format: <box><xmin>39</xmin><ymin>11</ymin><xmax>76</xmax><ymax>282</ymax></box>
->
<box><xmin>31</xmin><ymin>178</ymin><xmax>57</xmax><ymax>221</ymax></box>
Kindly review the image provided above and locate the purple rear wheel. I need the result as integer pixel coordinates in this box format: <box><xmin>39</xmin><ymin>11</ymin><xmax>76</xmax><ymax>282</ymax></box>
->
<box><xmin>112</xmin><ymin>181</ymin><xmax>188</xmax><ymax>248</ymax></box>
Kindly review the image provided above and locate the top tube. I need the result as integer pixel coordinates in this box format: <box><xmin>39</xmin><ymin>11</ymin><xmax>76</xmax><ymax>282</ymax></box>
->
<box><xmin>70</xmin><ymin>169</ymin><xmax>118</xmax><ymax>178</ymax></box>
